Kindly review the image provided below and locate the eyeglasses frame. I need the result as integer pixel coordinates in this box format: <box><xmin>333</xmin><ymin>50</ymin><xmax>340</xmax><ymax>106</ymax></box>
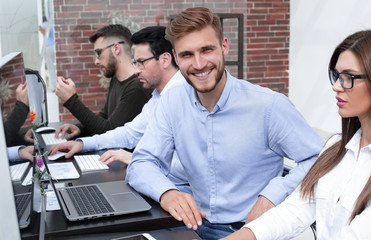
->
<box><xmin>329</xmin><ymin>69</ymin><xmax>367</xmax><ymax>89</ymax></box>
<box><xmin>132</xmin><ymin>55</ymin><xmax>160</xmax><ymax>69</ymax></box>
<box><xmin>94</xmin><ymin>41</ymin><xmax>125</xmax><ymax>58</ymax></box>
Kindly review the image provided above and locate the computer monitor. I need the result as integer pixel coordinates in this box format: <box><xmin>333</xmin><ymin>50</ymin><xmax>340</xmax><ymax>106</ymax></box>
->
<box><xmin>0</xmin><ymin>108</ymin><xmax>22</xmax><ymax>239</ymax></box>
<box><xmin>25</xmin><ymin>68</ymin><xmax>48</xmax><ymax>126</ymax></box>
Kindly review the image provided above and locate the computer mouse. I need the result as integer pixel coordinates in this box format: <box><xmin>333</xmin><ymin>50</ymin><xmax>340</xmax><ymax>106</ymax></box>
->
<box><xmin>35</xmin><ymin>126</ymin><xmax>56</xmax><ymax>133</ymax></box>
<box><xmin>48</xmin><ymin>151</ymin><xmax>67</xmax><ymax>161</ymax></box>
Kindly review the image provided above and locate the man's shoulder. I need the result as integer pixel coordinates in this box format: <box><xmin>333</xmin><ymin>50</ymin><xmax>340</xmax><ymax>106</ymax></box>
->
<box><xmin>230</xmin><ymin>76</ymin><xmax>280</xmax><ymax>102</ymax></box>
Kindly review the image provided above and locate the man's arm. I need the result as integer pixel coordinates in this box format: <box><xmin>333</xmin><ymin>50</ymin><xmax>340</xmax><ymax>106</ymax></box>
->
<box><xmin>80</xmin><ymin>99</ymin><xmax>153</xmax><ymax>152</ymax></box>
<box><xmin>246</xmin><ymin>93</ymin><xmax>324</xmax><ymax>222</ymax></box>
<box><xmin>5</xmin><ymin>101</ymin><xmax>29</xmax><ymax>146</ymax></box>
<box><xmin>63</xmin><ymin>84</ymin><xmax>149</xmax><ymax>135</ymax></box>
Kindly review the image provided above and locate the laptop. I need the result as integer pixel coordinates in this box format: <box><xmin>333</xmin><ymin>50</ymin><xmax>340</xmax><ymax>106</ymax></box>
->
<box><xmin>33</xmin><ymin>131</ymin><xmax>152</xmax><ymax>221</ymax></box>
<box><xmin>0</xmin><ymin>108</ymin><xmax>22</xmax><ymax>239</ymax></box>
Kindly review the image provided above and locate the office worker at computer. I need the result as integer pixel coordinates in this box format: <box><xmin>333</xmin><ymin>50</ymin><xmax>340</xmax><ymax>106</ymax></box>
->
<box><xmin>223</xmin><ymin>30</ymin><xmax>371</xmax><ymax>240</ymax></box>
<box><xmin>49</xmin><ymin>26</ymin><xmax>189</xmax><ymax>190</ymax></box>
<box><xmin>4</xmin><ymin>82</ymin><xmax>29</xmax><ymax>146</ymax></box>
<box><xmin>24</xmin><ymin>24</ymin><xmax>152</xmax><ymax>142</ymax></box>
<box><xmin>126</xmin><ymin>7</ymin><xmax>324</xmax><ymax>240</ymax></box>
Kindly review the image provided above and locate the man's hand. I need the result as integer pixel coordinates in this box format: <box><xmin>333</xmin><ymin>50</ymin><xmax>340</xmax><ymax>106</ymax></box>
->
<box><xmin>24</xmin><ymin>128</ymin><xmax>34</xmax><ymax>143</ymax></box>
<box><xmin>55</xmin><ymin>123</ymin><xmax>80</xmax><ymax>139</ymax></box>
<box><xmin>18</xmin><ymin>146</ymin><xmax>34</xmax><ymax>162</ymax></box>
<box><xmin>55</xmin><ymin>77</ymin><xmax>76</xmax><ymax>103</ymax></box>
<box><xmin>245</xmin><ymin>195</ymin><xmax>275</xmax><ymax>223</ymax></box>
<box><xmin>160</xmin><ymin>189</ymin><xmax>206</xmax><ymax>230</ymax></box>
<box><xmin>48</xmin><ymin>140</ymin><xmax>83</xmax><ymax>159</ymax></box>
<box><xmin>16</xmin><ymin>82</ymin><xmax>29</xmax><ymax>106</ymax></box>
<box><xmin>99</xmin><ymin>149</ymin><xmax>133</xmax><ymax>165</ymax></box>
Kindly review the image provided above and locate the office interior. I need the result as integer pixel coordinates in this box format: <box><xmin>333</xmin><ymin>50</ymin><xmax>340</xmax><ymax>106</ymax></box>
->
<box><xmin>1</xmin><ymin>0</ymin><xmax>371</xmax><ymax>239</ymax></box>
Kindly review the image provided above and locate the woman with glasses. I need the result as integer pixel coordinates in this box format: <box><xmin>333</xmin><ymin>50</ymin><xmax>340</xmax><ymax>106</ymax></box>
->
<box><xmin>223</xmin><ymin>30</ymin><xmax>371</xmax><ymax>239</ymax></box>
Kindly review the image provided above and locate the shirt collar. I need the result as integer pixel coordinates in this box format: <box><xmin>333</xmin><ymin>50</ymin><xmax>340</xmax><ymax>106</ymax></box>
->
<box><xmin>191</xmin><ymin>70</ymin><xmax>232</xmax><ymax>113</ymax></box>
<box><xmin>160</xmin><ymin>70</ymin><xmax>184</xmax><ymax>96</ymax></box>
<box><xmin>345</xmin><ymin>128</ymin><xmax>367</xmax><ymax>153</ymax></box>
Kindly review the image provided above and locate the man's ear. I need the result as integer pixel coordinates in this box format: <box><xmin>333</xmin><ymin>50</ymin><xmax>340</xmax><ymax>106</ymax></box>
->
<box><xmin>160</xmin><ymin>52</ymin><xmax>172</xmax><ymax>68</ymax></box>
<box><xmin>112</xmin><ymin>42</ymin><xmax>122</xmax><ymax>56</ymax></box>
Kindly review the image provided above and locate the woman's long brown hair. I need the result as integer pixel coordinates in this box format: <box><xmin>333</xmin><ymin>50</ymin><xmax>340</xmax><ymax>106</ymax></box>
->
<box><xmin>300</xmin><ymin>30</ymin><xmax>371</xmax><ymax>221</ymax></box>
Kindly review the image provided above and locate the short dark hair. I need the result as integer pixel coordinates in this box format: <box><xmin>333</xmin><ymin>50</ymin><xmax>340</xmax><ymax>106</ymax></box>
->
<box><xmin>89</xmin><ymin>24</ymin><xmax>132</xmax><ymax>48</ymax></box>
<box><xmin>131</xmin><ymin>26</ymin><xmax>177</xmax><ymax>68</ymax></box>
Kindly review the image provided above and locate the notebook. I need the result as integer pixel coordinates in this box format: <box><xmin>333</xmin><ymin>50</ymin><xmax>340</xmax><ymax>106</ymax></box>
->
<box><xmin>33</xmin><ymin>132</ymin><xmax>152</xmax><ymax>222</ymax></box>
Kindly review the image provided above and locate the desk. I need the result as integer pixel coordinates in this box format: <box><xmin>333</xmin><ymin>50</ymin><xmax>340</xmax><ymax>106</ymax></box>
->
<box><xmin>18</xmin><ymin>124</ymin><xmax>185</xmax><ymax>239</ymax></box>
<box><xmin>51</xmin><ymin>230</ymin><xmax>201</xmax><ymax>240</ymax></box>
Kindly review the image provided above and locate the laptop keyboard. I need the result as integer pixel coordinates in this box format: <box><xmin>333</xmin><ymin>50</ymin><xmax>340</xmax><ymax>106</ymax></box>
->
<box><xmin>15</xmin><ymin>193</ymin><xmax>31</xmax><ymax>218</ymax></box>
<box><xmin>66</xmin><ymin>185</ymin><xmax>114</xmax><ymax>216</ymax></box>
<box><xmin>42</xmin><ymin>133</ymin><xmax>67</xmax><ymax>145</ymax></box>
<box><xmin>10</xmin><ymin>162</ymin><xmax>30</xmax><ymax>181</ymax></box>
<box><xmin>74</xmin><ymin>155</ymin><xmax>109</xmax><ymax>172</ymax></box>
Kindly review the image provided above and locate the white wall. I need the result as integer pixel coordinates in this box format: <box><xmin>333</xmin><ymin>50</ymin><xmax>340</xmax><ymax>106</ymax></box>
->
<box><xmin>0</xmin><ymin>0</ymin><xmax>41</xmax><ymax>70</ymax></box>
<box><xmin>290</xmin><ymin>0</ymin><xmax>371</xmax><ymax>134</ymax></box>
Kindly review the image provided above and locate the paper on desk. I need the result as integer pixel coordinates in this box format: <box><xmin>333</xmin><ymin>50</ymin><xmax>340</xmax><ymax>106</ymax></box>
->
<box><xmin>48</xmin><ymin>162</ymin><xmax>80</xmax><ymax>180</ymax></box>
<box><xmin>21</xmin><ymin>162</ymin><xmax>80</xmax><ymax>186</ymax></box>
<box><xmin>46</xmin><ymin>190</ymin><xmax>61</xmax><ymax>211</ymax></box>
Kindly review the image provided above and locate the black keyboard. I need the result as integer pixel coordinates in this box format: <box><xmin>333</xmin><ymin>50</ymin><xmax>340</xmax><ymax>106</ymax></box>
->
<box><xmin>66</xmin><ymin>185</ymin><xmax>114</xmax><ymax>216</ymax></box>
<box><xmin>15</xmin><ymin>193</ymin><xmax>31</xmax><ymax>218</ymax></box>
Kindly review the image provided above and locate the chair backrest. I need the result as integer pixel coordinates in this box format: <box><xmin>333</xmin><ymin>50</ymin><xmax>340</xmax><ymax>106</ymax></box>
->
<box><xmin>25</xmin><ymin>68</ymin><xmax>48</xmax><ymax>126</ymax></box>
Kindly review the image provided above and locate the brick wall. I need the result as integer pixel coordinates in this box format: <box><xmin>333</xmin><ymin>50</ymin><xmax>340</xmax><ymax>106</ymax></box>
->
<box><xmin>54</xmin><ymin>0</ymin><xmax>289</xmax><ymax>120</ymax></box>
<box><xmin>0</xmin><ymin>52</ymin><xmax>29</xmax><ymax>125</ymax></box>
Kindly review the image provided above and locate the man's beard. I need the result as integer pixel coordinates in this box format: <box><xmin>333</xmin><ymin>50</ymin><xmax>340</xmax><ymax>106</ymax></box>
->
<box><xmin>182</xmin><ymin>57</ymin><xmax>225</xmax><ymax>93</ymax></box>
<box><xmin>104</xmin><ymin>52</ymin><xmax>118</xmax><ymax>78</ymax></box>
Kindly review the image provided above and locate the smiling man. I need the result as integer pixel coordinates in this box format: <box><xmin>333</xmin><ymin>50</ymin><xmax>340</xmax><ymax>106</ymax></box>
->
<box><xmin>52</xmin><ymin>24</ymin><xmax>152</xmax><ymax>139</ymax></box>
<box><xmin>126</xmin><ymin>7</ymin><xmax>324</xmax><ymax>240</ymax></box>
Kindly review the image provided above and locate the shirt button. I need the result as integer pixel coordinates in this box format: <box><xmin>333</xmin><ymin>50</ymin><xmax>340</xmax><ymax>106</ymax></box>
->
<box><xmin>211</xmin><ymin>194</ymin><xmax>215</xmax><ymax>198</ymax></box>
<box><xmin>208</xmin><ymin>142</ymin><xmax>212</xmax><ymax>147</ymax></box>
<box><xmin>210</xmin><ymin>168</ymin><xmax>214</xmax><ymax>173</ymax></box>
<box><xmin>207</xmin><ymin>116</ymin><xmax>211</xmax><ymax>120</ymax></box>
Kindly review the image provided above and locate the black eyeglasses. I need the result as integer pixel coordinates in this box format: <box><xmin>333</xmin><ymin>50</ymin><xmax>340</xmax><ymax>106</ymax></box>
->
<box><xmin>94</xmin><ymin>41</ymin><xmax>125</xmax><ymax>58</ymax></box>
<box><xmin>329</xmin><ymin>69</ymin><xmax>367</xmax><ymax>89</ymax></box>
<box><xmin>132</xmin><ymin>55</ymin><xmax>159</xmax><ymax>69</ymax></box>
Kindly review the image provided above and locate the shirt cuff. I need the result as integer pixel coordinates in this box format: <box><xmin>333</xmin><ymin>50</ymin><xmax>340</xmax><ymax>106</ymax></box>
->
<box><xmin>8</xmin><ymin>145</ymin><xmax>25</xmax><ymax>162</ymax></box>
<box><xmin>75</xmin><ymin>138</ymin><xmax>90</xmax><ymax>152</ymax></box>
<box><xmin>259</xmin><ymin>180</ymin><xmax>287</xmax><ymax>206</ymax></box>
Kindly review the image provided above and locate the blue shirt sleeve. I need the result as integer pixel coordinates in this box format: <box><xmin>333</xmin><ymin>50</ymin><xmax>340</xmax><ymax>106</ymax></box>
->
<box><xmin>260</xmin><ymin>93</ymin><xmax>324</xmax><ymax>205</ymax></box>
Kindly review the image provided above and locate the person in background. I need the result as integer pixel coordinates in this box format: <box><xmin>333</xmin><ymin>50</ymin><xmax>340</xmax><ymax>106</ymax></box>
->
<box><xmin>1</xmin><ymin>82</ymin><xmax>34</xmax><ymax>162</ymax></box>
<box><xmin>25</xmin><ymin>24</ymin><xmax>152</xmax><ymax>142</ymax></box>
<box><xmin>126</xmin><ymin>7</ymin><xmax>324</xmax><ymax>239</ymax></box>
<box><xmin>49</xmin><ymin>26</ymin><xmax>189</xmax><ymax>192</ymax></box>
<box><xmin>4</xmin><ymin>82</ymin><xmax>29</xmax><ymax>146</ymax></box>
<box><xmin>223</xmin><ymin>30</ymin><xmax>371</xmax><ymax>240</ymax></box>
<box><xmin>39</xmin><ymin>16</ymin><xmax>57</xmax><ymax>92</ymax></box>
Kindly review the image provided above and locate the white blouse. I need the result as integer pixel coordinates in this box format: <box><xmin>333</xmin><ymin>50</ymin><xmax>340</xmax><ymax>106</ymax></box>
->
<box><xmin>245</xmin><ymin>129</ymin><xmax>371</xmax><ymax>239</ymax></box>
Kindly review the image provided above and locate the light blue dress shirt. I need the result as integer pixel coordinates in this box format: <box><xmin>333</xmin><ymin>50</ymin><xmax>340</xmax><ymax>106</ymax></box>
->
<box><xmin>7</xmin><ymin>146</ymin><xmax>24</xmax><ymax>162</ymax></box>
<box><xmin>79</xmin><ymin>71</ymin><xmax>188</xmax><ymax>185</ymax></box>
<box><xmin>126</xmin><ymin>70</ymin><xmax>324</xmax><ymax>224</ymax></box>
